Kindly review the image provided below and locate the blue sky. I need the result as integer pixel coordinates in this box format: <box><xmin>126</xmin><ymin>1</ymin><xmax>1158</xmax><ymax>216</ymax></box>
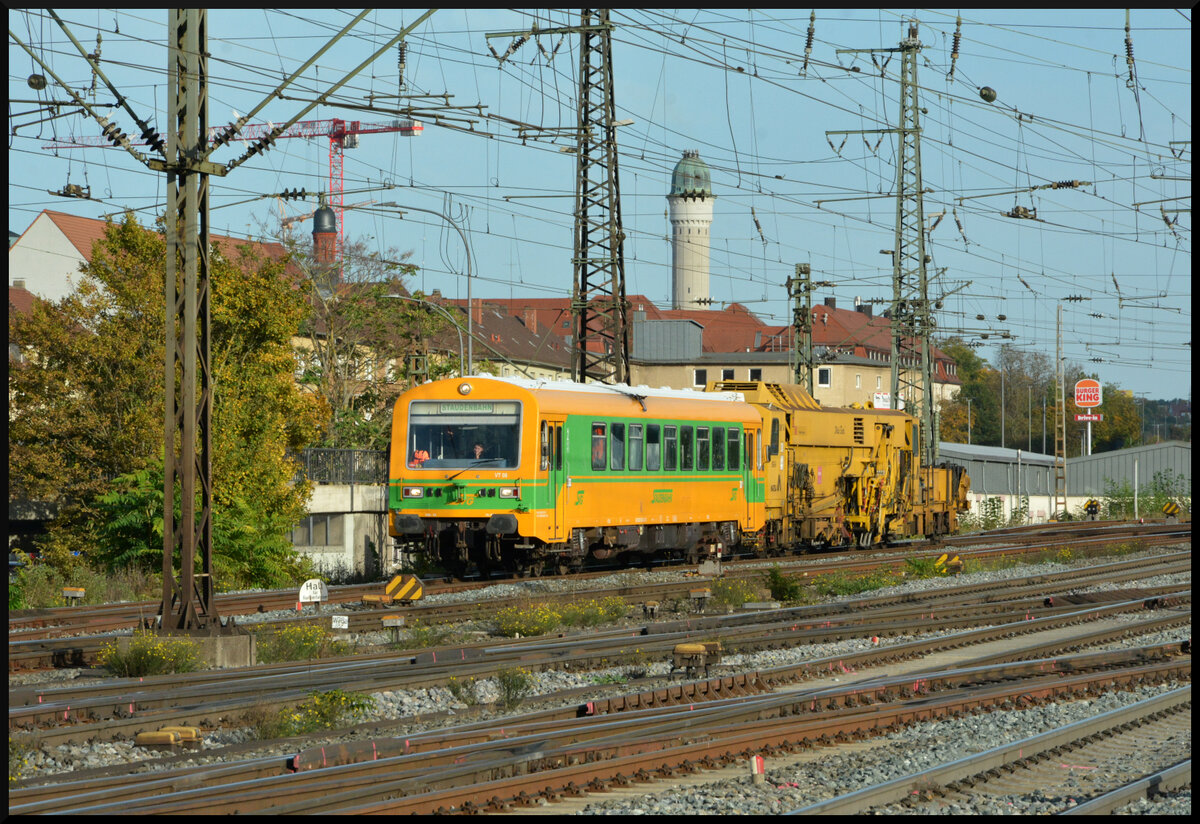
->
<box><xmin>9</xmin><ymin>9</ymin><xmax>1191</xmax><ymax>400</ymax></box>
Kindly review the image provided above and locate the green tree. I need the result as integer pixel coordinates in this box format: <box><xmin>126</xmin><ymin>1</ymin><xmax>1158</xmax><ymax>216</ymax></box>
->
<box><xmin>8</xmin><ymin>212</ymin><xmax>322</xmax><ymax>580</ymax></box>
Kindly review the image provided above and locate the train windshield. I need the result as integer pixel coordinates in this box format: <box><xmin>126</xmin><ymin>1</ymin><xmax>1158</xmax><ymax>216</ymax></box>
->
<box><xmin>406</xmin><ymin>400</ymin><xmax>521</xmax><ymax>469</ymax></box>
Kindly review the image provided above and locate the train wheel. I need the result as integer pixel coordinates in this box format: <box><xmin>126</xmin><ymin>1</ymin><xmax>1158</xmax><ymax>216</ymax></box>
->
<box><xmin>556</xmin><ymin>561</ymin><xmax>570</xmax><ymax>577</ymax></box>
<box><xmin>529</xmin><ymin>560</ymin><xmax>545</xmax><ymax>578</ymax></box>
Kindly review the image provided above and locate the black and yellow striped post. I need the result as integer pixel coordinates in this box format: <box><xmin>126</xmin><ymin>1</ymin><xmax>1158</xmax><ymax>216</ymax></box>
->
<box><xmin>1163</xmin><ymin>501</ymin><xmax>1180</xmax><ymax>523</ymax></box>
<box><xmin>386</xmin><ymin>574</ymin><xmax>424</xmax><ymax>604</ymax></box>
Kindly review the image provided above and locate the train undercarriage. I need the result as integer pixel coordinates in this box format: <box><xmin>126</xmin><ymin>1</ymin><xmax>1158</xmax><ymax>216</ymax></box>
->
<box><xmin>392</xmin><ymin>518</ymin><xmax>739</xmax><ymax>579</ymax></box>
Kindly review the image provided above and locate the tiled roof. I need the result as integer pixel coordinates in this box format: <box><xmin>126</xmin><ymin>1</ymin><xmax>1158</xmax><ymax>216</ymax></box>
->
<box><xmin>8</xmin><ymin>285</ymin><xmax>36</xmax><ymax>317</ymax></box>
<box><xmin>37</xmin><ymin>209</ymin><xmax>290</xmax><ymax>265</ymax></box>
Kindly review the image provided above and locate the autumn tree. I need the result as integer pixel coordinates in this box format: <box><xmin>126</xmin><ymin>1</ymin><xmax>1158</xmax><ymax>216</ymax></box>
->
<box><xmin>8</xmin><ymin>212</ymin><xmax>323</xmax><ymax>585</ymax></box>
<box><xmin>274</xmin><ymin>226</ymin><xmax>463</xmax><ymax>450</ymax></box>
<box><xmin>936</xmin><ymin>338</ymin><xmax>1142</xmax><ymax>456</ymax></box>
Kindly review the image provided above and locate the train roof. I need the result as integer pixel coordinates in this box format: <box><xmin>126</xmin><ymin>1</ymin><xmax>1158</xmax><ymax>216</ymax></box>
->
<box><xmin>457</xmin><ymin>374</ymin><xmax>746</xmax><ymax>404</ymax></box>
<box><xmin>403</xmin><ymin>375</ymin><xmax>758</xmax><ymax>421</ymax></box>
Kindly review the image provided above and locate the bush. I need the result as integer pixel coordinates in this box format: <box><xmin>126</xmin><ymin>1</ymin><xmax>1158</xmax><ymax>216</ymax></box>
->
<box><xmin>494</xmin><ymin>602</ymin><xmax>561</xmax><ymax>637</ymax></box>
<box><xmin>812</xmin><ymin>569</ymin><xmax>898</xmax><ymax>597</ymax></box>
<box><xmin>764</xmin><ymin>565</ymin><xmax>804</xmax><ymax>601</ymax></box>
<box><xmin>447</xmin><ymin>676</ymin><xmax>480</xmax><ymax>706</ymax></box>
<box><xmin>400</xmin><ymin>618</ymin><xmax>452</xmax><ymax>649</ymax></box>
<box><xmin>256</xmin><ymin>624</ymin><xmax>350</xmax><ymax>663</ymax></box>
<box><xmin>247</xmin><ymin>689</ymin><xmax>374</xmax><ymax>739</ymax></box>
<box><xmin>9</xmin><ymin>735</ymin><xmax>34</xmax><ymax>785</ymax></box>
<box><xmin>495</xmin><ymin>666</ymin><xmax>534</xmax><ymax>711</ymax></box>
<box><xmin>710</xmin><ymin>577</ymin><xmax>761</xmax><ymax>610</ymax></box>
<box><xmin>98</xmin><ymin>632</ymin><xmax>204</xmax><ymax>677</ymax></box>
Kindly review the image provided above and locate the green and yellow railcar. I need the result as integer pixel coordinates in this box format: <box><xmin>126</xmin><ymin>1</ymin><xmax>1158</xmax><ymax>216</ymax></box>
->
<box><xmin>389</xmin><ymin>376</ymin><xmax>764</xmax><ymax>577</ymax></box>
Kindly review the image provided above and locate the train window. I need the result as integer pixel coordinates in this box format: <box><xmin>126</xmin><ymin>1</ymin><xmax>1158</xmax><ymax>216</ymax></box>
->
<box><xmin>712</xmin><ymin>428</ymin><xmax>724</xmax><ymax>470</ymax></box>
<box><xmin>610</xmin><ymin>423</ymin><xmax>625</xmax><ymax>470</ymax></box>
<box><xmin>540</xmin><ymin>421</ymin><xmax>550</xmax><ymax>471</ymax></box>
<box><xmin>769</xmin><ymin>418</ymin><xmax>780</xmax><ymax>458</ymax></box>
<box><xmin>646</xmin><ymin>425</ymin><xmax>661</xmax><ymax>471</ymax></box>
<box><xmin>754</xmin><ymin>432</ymin><xmax>762</xmax><ymax>471</ymax></box>
<box><xmin>629</xmin><ymin>424</ymin><xmax>644</xmax><ymax>471</ymax></box>
<box><xmin>664</xmin><ymin>426</ymin><xmax>678</xmax><ymax>471</ymax></box>
<box><xmin>697</xmin><ymin>427</ymin><xmax>710</xmax><ymax>470</ymax></box>
<box><xmin>591</xmin><ymin>423</ymin><xmax>607</xmax><ymax>470</ymax></box>
<box><xmin>728</xmin><ymin>429</ymin><xmax>739</xmax><ymax>470</ymax></box>
<box><xmin>681</xmin><ymin>426</ymin><xmax>694</xmax><ymax>470</ymax></box>
<box><xmin>555</xmin><ymin>425</ymin><xmax>562</xmax><ymax>471</ymax></box>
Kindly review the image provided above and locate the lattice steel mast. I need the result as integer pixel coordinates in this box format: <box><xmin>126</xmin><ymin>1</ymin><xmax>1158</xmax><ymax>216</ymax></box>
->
<box><xmin>833</xmin><ymin>23</ymin><xmax>937</xmax><ymax>470</ymax></box>
<box><xmin>571</xmin><ymin>9</ymin><xmax>629</xmax><ymax>384</ymax></box>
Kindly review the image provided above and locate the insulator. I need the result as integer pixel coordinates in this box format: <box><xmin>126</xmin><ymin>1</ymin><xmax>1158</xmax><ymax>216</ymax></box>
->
<box><xmin>141</xmin><ymin>127</ymin><xmax>164</xmax><ymax>153</ymax></box>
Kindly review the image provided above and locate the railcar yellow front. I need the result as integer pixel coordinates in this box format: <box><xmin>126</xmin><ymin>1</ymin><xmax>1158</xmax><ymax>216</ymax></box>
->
<box><xmin>390</xmin><ymin>376</ymin><xmax>765</xmax><ymax>576</ymax></box>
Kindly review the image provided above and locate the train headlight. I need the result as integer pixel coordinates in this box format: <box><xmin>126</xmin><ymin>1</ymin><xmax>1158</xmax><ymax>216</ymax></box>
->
<box><xmin>498</xmin><ymin>487</ymin><xmax>520</xmax><ymax>499</ymax></box>
<box><xmin>457</xmin><ymin>382</ymin><xmax>472</xmax><ymax>395</ymax></box>
<box><xmin>402</xmin><ymin>486</ymin><xmax>424</xmax><ymax>498</ymax></box>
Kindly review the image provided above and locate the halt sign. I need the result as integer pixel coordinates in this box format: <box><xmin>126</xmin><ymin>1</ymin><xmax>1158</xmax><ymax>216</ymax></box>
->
<box><xmin>299</xmin><ymin>578</ymin><xmax>329</xmax><ymax>603</ymax></box>
<box><xmin>1074</xmin><ymin>379</ymin><xmax>1102</xmax><ymax>408</ymax></box>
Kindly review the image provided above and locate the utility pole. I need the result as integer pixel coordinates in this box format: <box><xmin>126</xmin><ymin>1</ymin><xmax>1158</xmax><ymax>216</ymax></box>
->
<box><xmin>485</xmin><ymin>11</ymin><xmax>630</xmax><ymax>385</ymax></box>
<box><xmin>1054</xmin><ymin>304</ymin><xmax>1068</xmax><ymax>518</ymax></box>
<box><xmin>788</xmin><ymin>263</ymin><xmax>814</xmax><ymax>392</ymax></box>
<box><xmin>159</xmin><ymin>9</ymin><xmax>220</xmax><ymax>633</ymax></box>
<box><xmin>571</xmin><ymin>9</ymin><xmax>629</xmax><ymax>384</ymax></box>
<box><xmin>830</xmin><ymin>22</ymin><xmax>937</xmax><ymax>469</ymax></box>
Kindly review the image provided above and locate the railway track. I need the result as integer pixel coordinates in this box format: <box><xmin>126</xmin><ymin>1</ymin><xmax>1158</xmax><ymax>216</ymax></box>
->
<box><xmin>9</xmin><ymin>520</ymin><xmax>1185</xmax><ymax>644</ymax></box>
<box><xmin>9</xmin><ymin>552</ymin><xmax>1190</xmax><ymax>747</ymax></box>
<box><xmin>795</xmin><ymin>686</ymin><xmax>1191</xmax><ymax>815</ymax></box>
<box><xmin>10</xmin><ymin>643</ymin><xmax>1189</xmax><ymax>814</ymax></box>
<box><xmin>8</xmin><ymin>525</ymin><xmax>1189</xmax><ymax>672</ymax></box>
<box><xmin>8</xmin><ymin>532</ymin><xmax>1189</xmax><ymax>814</ymax></box>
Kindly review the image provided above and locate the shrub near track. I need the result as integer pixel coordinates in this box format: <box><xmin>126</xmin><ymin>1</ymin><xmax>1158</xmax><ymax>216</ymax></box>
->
<box><xmin>494</xmin><ymin>597</ymin><xmax>627</xmax><ymax>637</ymax></box>
<box><xmin>246</xmin><ymin>689</ymin><xmax>375</xmax><ymax>740</ymax></box>
<box><xmin>97</xmin><ymin>632</ymin><xmax>204</xmax><ymax>677</ymax></box>
<box><xmin>255</xmin><ymin>624</ymin><xmax>351</xmax><ymax>664</ymax></box>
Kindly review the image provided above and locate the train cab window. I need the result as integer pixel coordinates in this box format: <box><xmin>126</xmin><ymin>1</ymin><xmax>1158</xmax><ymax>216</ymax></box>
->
<box><xmin>769</xmin><ymin>418</ymin><xmax>780</xmax><ymax>458</ymax></box>
<box><xmin>696</xmin><ymin>427</ymin><xmax>710</xmax><ymax>470</ymax></box>
<box><xmin>629</xmin><ymin>424</ymin><xmax>644</xmax><ymax>471</ymax></box>
<box><xmin>610</xmin><ymin>423</ymin><xmax>625</xmax><ymax>470</ymax></box>
<box><xmin>539</xmin><ymin>421</ymin><xmax>550</xmax><ymax>471</ymax></box>
<box><xmin>727</xmin><ymin>429</ymin><xmax>739</xmax><ymax>471</ymax></box>
<box><xmin>680</xmin><ymin>426</ymin><xmax>694</xmax><ymax>470</ymax></box>
<box><xmin>646</xmin><ymin>425</ymin><xmax>660</xmax><ymax>471</ymax></box>
<box><xmin>591</xmin><ymin>423</ymin><xmax>607</xmax><ymax>470</ymax></box>
<box><xmin>664</xmin><ymin>426</ymin><xmax>678</xmax><ymax>470</ymax></box>
<box><xmin>754</xmin><ymin>432</ymin><xmax>762</xmax><ymax>471</ymax></box>
<box><xmin>712</xmin><ymin>428</ymin><xmax>724</xmax><ymax>470</ymax></box>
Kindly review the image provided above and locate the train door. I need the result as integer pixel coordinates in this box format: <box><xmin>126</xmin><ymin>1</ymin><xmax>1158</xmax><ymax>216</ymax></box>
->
<box><xmin>541</xmin><ymin>417</ymin><xmax>567</xmax><ymax>540</ymax></box>
<box><xmin>744</xmin><ymin>426</ymin><xmax>756</xmax><ymax>525</ymax></box>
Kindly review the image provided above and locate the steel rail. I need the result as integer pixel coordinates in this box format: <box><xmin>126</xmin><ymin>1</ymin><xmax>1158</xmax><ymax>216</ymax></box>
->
<box><xmin>788</xmin><ymin>685</ymin><xmax>1192</xmax><ymax>815</ymax></box>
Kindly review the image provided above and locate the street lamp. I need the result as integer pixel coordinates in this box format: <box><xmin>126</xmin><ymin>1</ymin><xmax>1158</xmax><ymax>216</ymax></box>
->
<box><xmin>385</xmin><ymin>294</ymin><xmax>464</xmax><ymax>377</ymax></box>
<box><xmin>377</xmin><ymin>202</ymin><xmax>475</xmax><ymax>373</ymax></box>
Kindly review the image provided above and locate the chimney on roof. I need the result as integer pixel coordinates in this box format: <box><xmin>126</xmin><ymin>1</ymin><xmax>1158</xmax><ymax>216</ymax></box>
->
<box><xmin>473</xmin><ymin>298</ymin><xmax>482</xmax><ymax>326</ymax></box>
<box><xmin>824</xmin><ymin>297</ymin><xmax>836</xmax><ymax>309</ymax></box>
<box><xmin>13</xmin><ymin>278</ymin><xmax>26</xmax><ymax>290</ymax></box>
<box><xmin>431</xmin><ymin>288</ymin><xmax>441</xmax><ymax>299</ymax></box>
<box><xmin>856</xmin><ymin>302</ymin><xmax>873</xmax><ymax>318</ymax></box>
<box><xmin>522</xmin><ymin>308</ymin><xmax>537</xmax><ymax>330</ymax></box>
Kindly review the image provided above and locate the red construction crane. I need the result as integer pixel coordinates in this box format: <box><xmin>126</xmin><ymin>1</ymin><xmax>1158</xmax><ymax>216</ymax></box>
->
<box><xmin>43</xmin><ymin>117</ymin><xmax>423</xmax><ymax>261</ymax></box>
